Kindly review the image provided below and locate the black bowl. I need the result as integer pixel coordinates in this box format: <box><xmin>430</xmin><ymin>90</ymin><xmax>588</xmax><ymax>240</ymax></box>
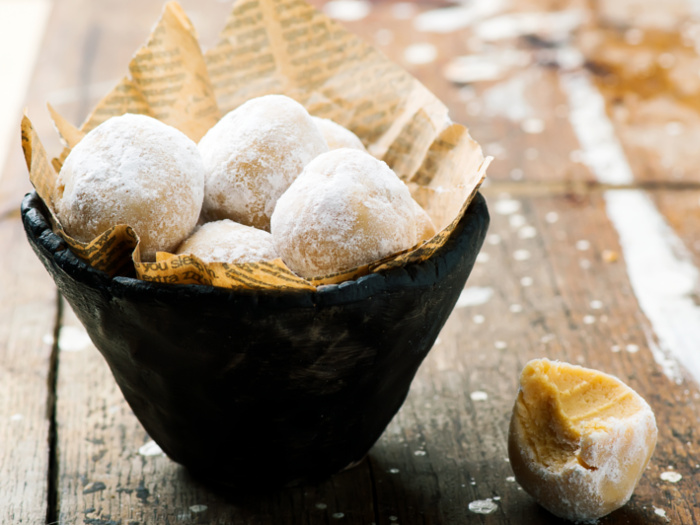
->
<box><xmin>21</xmin><ymin>190</ymin><xmax>489</xmax><ymax>490</ymax></box>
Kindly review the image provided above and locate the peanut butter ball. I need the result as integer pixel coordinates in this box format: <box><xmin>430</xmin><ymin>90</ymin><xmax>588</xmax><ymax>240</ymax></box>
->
<box><xmin>270</xmin><ymin>148</ymin><xmax>417</xmax><ymax>279</ymax></box>
<box><xmin>54</xmin><ymin>113</ymin><xmax>204</xmax><ymax>261</ymax></box>
<box><xmin>176</xmin><ymin>219</ymin><xmax>277</xmax><ymax>264</ymax></box>
<box><xmin>508</xmin><ymin>359</ymin><xmax>657</xmax><ymax>523</ymax></box>
<box><xmin>198</xmin><ymin>94</ymin><xmax>328</xmax><ymax>231</ymax></box>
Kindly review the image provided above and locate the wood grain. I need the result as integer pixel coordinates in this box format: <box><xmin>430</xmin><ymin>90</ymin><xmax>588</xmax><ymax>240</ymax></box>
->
<box><xmin>0</xmin><ymin>205</ymin><xmax>57</xmax><ymax>524</ymax></box>
<box><xmin>3</xmin><ymin>0</ymin><xmax>700</xmax><ymax>524</ymax></box>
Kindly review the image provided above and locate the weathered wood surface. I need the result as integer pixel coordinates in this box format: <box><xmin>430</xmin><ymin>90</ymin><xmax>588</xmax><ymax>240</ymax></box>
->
<box><xmin>2</xmin><ymin>0</ymin><xmax>700</xmax><ymax>524</ymax></box>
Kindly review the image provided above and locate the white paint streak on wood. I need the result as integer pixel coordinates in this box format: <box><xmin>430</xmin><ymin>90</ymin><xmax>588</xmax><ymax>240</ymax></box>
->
<box><xmin>559</xmin><ymin>70</ymin><xmax>634</xmax><ymax>185</ymax></box>
<box><xmin>605</xmin><ymin>190</ymin><xmax>700</xmax><ymax>384</ymax></box>
<box><xmin>560</xmin><ymin>70</ymin><xmax>700</xmax><ymax>384</ymax></box>
<box><xmin>0</xmin><ymin>0</ymin><xmax>53</xmax><ymax>171</ymax></box>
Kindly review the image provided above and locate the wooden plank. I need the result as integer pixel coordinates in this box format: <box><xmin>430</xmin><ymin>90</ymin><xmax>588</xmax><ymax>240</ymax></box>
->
<box><xmin>0</xmin><ymin>216</ymin><xmax>56</xmax><ymax>524</ymax></box>
<box><xmin>0</xmin><ymin>206</ymin><xmax>57</xmax><ymax>524</ymax></box>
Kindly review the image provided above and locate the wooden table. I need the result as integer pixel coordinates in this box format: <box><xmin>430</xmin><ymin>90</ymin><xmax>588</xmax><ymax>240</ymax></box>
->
<box><xmin>2</xmin><ymin>0</ymin><xmax>700</xmax><ymax>523</ymax></box>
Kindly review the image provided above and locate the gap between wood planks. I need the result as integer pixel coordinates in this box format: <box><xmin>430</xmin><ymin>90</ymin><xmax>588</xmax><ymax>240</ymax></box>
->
<box><xmin>45</xmin><ymin>293</ymin><xmax>63</xmax><ymax>525</ymax></box>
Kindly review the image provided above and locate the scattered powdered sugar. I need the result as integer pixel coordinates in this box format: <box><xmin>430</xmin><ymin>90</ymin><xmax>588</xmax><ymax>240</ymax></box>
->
<box><xmin>57</xmin><ymin>325</ymin><xmax>92</xmax><ymax>352</ymax></box>
<box><xmin>470</xmin><ymin>391</ymin><xmax>488</xmax><ymax>401</ymax></box>
<box><xmin>403</xmin><ymin>43</ymin><xmax>438</xmax><ymax>65</ymax></box>
<box><xmin>138</xmin><ymin>440</ymin><xmax>165</xmax><ymax>457</ymax></box>
<box><xmin>414</xmin><ymin>0</ymin><xmax>509</xmax><ymax>33</ymax></box>
<box><xmin>323</xmin><ymin>0</ymin><xmax>371</xmax><ymax>21</ymax></box>
<box><xmin>494</xmin><ymin>198</ymin><xmax>521</xmax><ymax>215</ymax></box>
<box><xmin>468</xmin><ymin>498</ymin><xmax>498</xmax><ymax>514</ymax></box>
<box><xmin>660</xmin><ymin>471</ymin><xmax>682</xmax><ymax>483</ymax></box>
<box><xmin>456</xmin><ymin>286</ymin><xmax>494</xmax><ymax>307</ymax></box>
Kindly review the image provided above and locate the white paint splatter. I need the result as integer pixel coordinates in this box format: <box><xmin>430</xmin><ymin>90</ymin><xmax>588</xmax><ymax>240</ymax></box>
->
<box><xmin>520</xmin><ymin>276</ymin><xmax>533</xmax><ymax>287</ymax></box>
<box><xmin>316</xmin><ymin>503</ymin><xmax>328</xmax><ymax>509</ymax></box>
<box><xmin>654</xmin><ymin>507</ymin><xmax>668</xmax><ymax>519</ymax></box>
<box><xmin>138</xmin><ymin>440</ymin><xmax>165</xmax><ymax>457</ymax></box>
<box><xmin>473</xmin><ymin>315</ymin><xmax>485</xmax><ymax>324</ymax></box>
<box><xmin>468</xmin><ymin>498</ymin><xmax>498</xmax><ymax>514</ymax></box>
<box><xmin>388</xmin><ymin>468</ymin><xmax>400</xmax><ymax>474</ymax></box>
<box><xmin>10</xmin><ymin>414</ymin><xmax>23</xmax><ymax>421</ymax></box>
<box><xmin>470</xmin><ymin>391</ymin><xmax>488</xmax><ymax>401</ymax></box>
<box><xmin>476</xmin><ymin>252</ymin><xmax>490</xmax><ymax>263</ymax></box>
<box><xmin>576</xmin><ymin>239</ymin><xmax>591</xmax><ymax>251</ymax></box>
<box><xmin>414</xmin><ymin>0</ymin><xmax>509</xmax><ymax>33</ymax></box>
<box><xmin>561</xmin><ymin>70</ymin><xmax>700</xmax><ymax>384</ymax></box>
<box><xmin>495</xmin><ymin>341</ymin><xmax>508</xmax><ymax>349</ymax></box>
<box><xmin>583</xmin><ymin>315</ymin><xmax>596</xmax><ymax>325</ymax></box>
<box><xmin>323</xmin><ymin>1</ymin><xmax>371</xmax><ymax>22</ymax></box>
<box><xmin>189</xmin><ymin>505</ymin><xmax>208</xmax><ymax>513</ymax></box>
<box><xmin>456</xmin><ymin>286</ymin><xmax>494</xmax><ymax>307</ymax></box>
<box><xmin>506</xmin><ymin>476</ymin><xmax>516</xmax><ymax>482</ymax></box>
<box><xmin>510</xmin><ymin>304</ymin><xmax>523</xmax><ymax>313</ymax></box>
<box><xmin>660</xmin><ymin>471</ymin><xmax>682</xmax><ymax>483</ymax></box>
<box><xmin>590</xmin><ymin>300</ymin><xmax>603</xmax><ymax>309</ymax></box>
<box><xmin>626</xmin><ymin>344</ymin><xmax>640</xmax><ymax>354</ymax></box>
<box><xmin>414</xmin><ymin>450</ymin><xmax>427</xmax><ymax>456</ymax></box>
<box><xmin>403</xmin><ymin>43</ymin><xmax>437</xmax><ymax>65</ymax></box>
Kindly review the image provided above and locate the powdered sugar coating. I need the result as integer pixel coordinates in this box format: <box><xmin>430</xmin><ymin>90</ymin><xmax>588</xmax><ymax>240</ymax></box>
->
<box><xmin>270</xmin><ymin>148</ymin><xmax>417</xmax><ymax>279</ymax></box>
<box><xmin>508</xmin><ymin>359</ymin><xmax>658</xmax><ymax>523</ymax></box>
<box><xmin>412</xmin><ymin>199</ymin><xmax>436</xmax><ymax>244</ymax></box>
<box><xmin>54</xmin><ymin>113</ymin><xmax>204</xmax><ymax>261</ymax></box>
<box><xmin>312</xmin><ymin>116</ymin><xmax>366</xmax><ymax>151</ymax></box>
<box><xmin>198</xmin><ymin>95</ymin><xmax>328</xmax><ymax>231</ymax></box>
<box><xmin>176</xmin><ymin>219</ymin><xmax>277</xmax><ymax>264</ymax></box>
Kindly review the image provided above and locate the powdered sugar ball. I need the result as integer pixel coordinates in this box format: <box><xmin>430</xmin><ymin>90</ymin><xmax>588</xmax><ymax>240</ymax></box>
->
<box><xmin>412</xmin><ymin>199</ymin><xmax>436</xmax><ymax>244</ymax></box>
<box><xmin>271</xmin><ymin>148</ymin><xmax>417</xmax><ymax>279</ymax></box>
<box><xmin>312</xmin><ymin>116</ymin><xmax>366</xmax><ymax>151</ymax></box>
<box><xmin>176</xmin><ymin>219</ymin><xmax>277</xmax><ymax>264</ymax></box>
<box><xmin>198</xmin><ymin>95</ymin><xmax>328</xmax><ymax>231</ymax></box>
<box><xmin>54</xmin><ymin>113</ymin><xmax>204</xmax><ymax>261</ymax></box>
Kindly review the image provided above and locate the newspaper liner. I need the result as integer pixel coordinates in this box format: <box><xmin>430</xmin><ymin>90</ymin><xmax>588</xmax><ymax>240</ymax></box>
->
<box><xmin>23</xmin><ymin>0</ymin><xmax>489</xmax><ymax>290</ymax></box>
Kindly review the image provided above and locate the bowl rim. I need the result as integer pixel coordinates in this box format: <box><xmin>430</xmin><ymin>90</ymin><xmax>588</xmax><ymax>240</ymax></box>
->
<box><xmin>21</xmin><ymin>190</ymin><xmax>488</xmax><ymax>307</ymax></box>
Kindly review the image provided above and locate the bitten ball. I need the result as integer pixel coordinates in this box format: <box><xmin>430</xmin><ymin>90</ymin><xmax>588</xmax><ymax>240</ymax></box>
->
<box><xmin>198</xmin><ymin>94</ymin><xmax>328</xmax><ymax>231</ymax></box>
<box><xmin>54</xmin><ymin>113</ymin><xmax>204</xmax><ymax>261</ymax></box>
<box><xmin>508</xmin><ymin>358</ymin><xmax>657</xmax><ymax>523</ymax></box>
<box><xmin>270</xmin><ymin>148</ymin><xmax>419</xmax><ymax>279</ymax></box>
